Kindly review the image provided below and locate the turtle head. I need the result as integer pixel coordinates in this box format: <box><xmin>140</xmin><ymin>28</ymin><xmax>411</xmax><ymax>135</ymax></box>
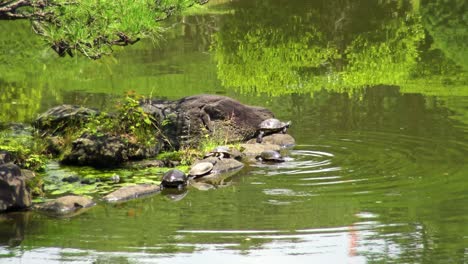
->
<box><xmin>256</xmin><ymin>131</ymin><xmax>264</xmax><ymax>143</ymax></box>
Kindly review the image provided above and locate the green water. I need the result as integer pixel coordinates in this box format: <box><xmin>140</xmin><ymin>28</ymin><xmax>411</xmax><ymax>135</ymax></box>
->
<box><xmin>1</xmin><ymin>0</ymin><xmax>467</xmax><ymax>263</ymax></box>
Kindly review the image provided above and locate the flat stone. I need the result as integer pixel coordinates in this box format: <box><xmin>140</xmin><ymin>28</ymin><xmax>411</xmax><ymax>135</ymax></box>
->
<box><xmin>239</xmin><ymin>143</ymin><xmax>281</xmax><ymax>157</ymax></box>
<box><xmin>34</xmin><ymin>195</ymin><xmax>95</xmax><ymax>216</ymax></box>
<box><xmin>246</xmin><ymin>133</ymin><xmax>295</xmax><ymax>147</ymax></box>
<box><xmin>102</xmin><ymin>184</ymin><xmax>161</xmax><ymax>203</ymax></box>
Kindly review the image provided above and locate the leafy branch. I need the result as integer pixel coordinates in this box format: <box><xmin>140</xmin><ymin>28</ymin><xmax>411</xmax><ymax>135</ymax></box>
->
<box><xmin>0</xmin><ymin>0</ymin><xmax>209</xmax><ymax>59</ymax></box>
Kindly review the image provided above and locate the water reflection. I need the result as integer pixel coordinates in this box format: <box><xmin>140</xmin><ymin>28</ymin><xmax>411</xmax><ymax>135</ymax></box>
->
<box><xmin>0</xmin><ymin>0</ymin><xmax>467</xmax><ymax>263</ymax></box>
<box><xmin>0</xmin><ymin>212</ymin><xmax>29</xmax><ymax>247</ymax></box>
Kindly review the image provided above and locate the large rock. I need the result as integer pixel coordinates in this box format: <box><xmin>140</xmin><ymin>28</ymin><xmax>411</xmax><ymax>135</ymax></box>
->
<box><xmin>34</xmin><ymin>105</ymin><xmax>98</xmax><ymax>135</ymax></box>
<box><xmin>34</xmin><ymin>195</ymin><xmax>95</xmax><ymax>217</ymax></box>
<box><xmin>102</xmin><ymin>184</ymin><xmax>161</xmax><ymax>203</ymax></box>
<box><xmin>142</xmin><ymin>94</ymin><xmax>273</xmax><ymax>148</ymax></box>
<box><xmin>62</xmin><ymin>133</ymin><xmax>161</xmax><ymax>167</ymax></box>
<box><xmin>0</xmin><ymin>163</ymin><xmax>32</xmax><ymax>212</ymax></box>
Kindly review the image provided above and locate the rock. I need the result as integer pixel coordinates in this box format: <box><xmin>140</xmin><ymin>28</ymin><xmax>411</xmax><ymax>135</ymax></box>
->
<box><xmin>142</xmin><ymin>94</ymin><xmax>274</xmax><ymax>148</ymax></box>
<box><xmin>45</xmin><ymin>136</ymin><xmax>66</xmax><ymax>156</ymax></box>
<box><xmin>34</xmin><ymin>195</ymin><xmax>95</xmax><ymax>216</ymax></box>
<box><xmin>61</xmin><ymin>133</ymin><xmax>161</xmax><ymax>168</ymax></box>
<box><xmin>0</xmin><ymin>150</ymin><xmax>14</xmax><ymax>164</ymax></box>
<box><xmin>193</xmin><ymin>157</ymin><xmax>244</xmax><ymax>175</ymax></box>
<box><xmin>189</xmin><ymin>157</ymin><xmax>244</xmax><ymax>189</ymax></box>
<box><xmin>124</xmin><ymin>159</ymin><xmax>165</xmax><ymax>169</ymax></box>
<box><xmin>34</xmin><ymin>105</ymin><xmax>98</xmax><ymax>135</ymax></box>
<box><xmin>189</xmin><ymin>157</ymin><xmax>244</xmax><ymax>188</ymax></box>
<box><xmin>102</xmin><ymin>184</ymin><xmax>161</xmax><ymax>203</ymax></box>
<box><xmin>246</xmin><ymin>133</ymin><xmax>295</xmax><ymax>147</ymax></box>
<box><xmin>0</xmin><ymin>163</ymin><xmax>32</xmax><ymax>213</ymax></box>
<box><xmin>62</xmin><ymin>175</ymin><xmax>81</xmax><ymax>183</ymax></box>
<box><xmin>239</xmin><ymin>143</ymin><xmax>281</xmax><ymax>157</ymax></box>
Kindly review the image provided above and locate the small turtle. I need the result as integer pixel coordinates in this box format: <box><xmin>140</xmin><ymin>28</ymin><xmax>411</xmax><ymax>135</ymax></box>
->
<box><xmin>256</xmin><ymin>150</ymin><xmax>285</xmax><ymax>162</ymax></box>
<box><xmin>204</xmin><ymin>146</ymin><xmax>232</xmax><ymax>159</ymax></box>
<box><xmin>256</xmin><ymin>118</ymin><xmax>291</xmax><ymax>143</ymax></box>
<box><xmin>160</xmin><ymin>169</ymin><xmax>188</xmax><ymax>190</ymax></box>
<box><xmin>189</xmin><ymin>162</ymin><xmax>214</xmax><ymax>178</ymax></box>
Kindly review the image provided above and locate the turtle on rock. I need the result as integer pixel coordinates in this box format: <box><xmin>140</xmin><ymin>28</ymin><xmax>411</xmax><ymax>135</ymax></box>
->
<box><xmin>160</xmin><ymin>169</ymin><xmax>188</xmax><ymax>190</ymax></box>
<box><xmin>203</xmin><ymin>146</ymin><xmax>232</xmax><ymax>159</ymax></box>
<box><xmin>255</xmin><ymin>150</ymin><xmax>285</xmax><ymax>163</ymax></box>
<box><xmin>188</xmin><ymin>162</ymin><xmax>214</xmax><ymax>178</ymax></box>
<box><xmin>256</xmin><ymin>118</ymin><xmax>291</xmax><ymax>143</ymax></box>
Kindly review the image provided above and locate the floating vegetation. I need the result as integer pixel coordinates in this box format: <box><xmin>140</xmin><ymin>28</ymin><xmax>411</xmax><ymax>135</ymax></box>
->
<box><xmin>41</xmin><ymin>162</ymin><xmax>188</xmax><ymax>197</ymax></box>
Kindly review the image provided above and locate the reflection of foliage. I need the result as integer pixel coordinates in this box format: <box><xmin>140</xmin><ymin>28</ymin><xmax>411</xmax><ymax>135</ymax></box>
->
<box><xmin>214</xmin><ymin>0</ymin><xmax>467</xmax><ymax>96</ymax></box>
<box><xmin>420</xmin><ymin>0</ymin><xmax>467</xmax><ymax>70</ymax></box>
<box><xmin>214</xmin><ymin>2</ymin><xmax>340</xmax><ymax>95</ymax></box>
<box><xmin>342</xmin><ymin>16</ymin><xmax>425</xmax><ymax>87</ymax></box>
<box><xmin>0</xmin><ymin>83</ymin><xmax>44</xmax><ymax>123</ymax></box>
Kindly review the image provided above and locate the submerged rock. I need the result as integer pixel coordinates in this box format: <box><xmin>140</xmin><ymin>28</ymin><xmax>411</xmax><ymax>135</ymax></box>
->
<box><xmin>0</xmin><ymin>163</ymin><xmax>32</xmax><ymax>213</ymax></box>
<box><xmin>102</xmin><ymin>184</ymin><xmax>161</xmax><ymax>203</ymax></box>
<box><xmin>34</xmin><ymin>195</ymin><xmax>95</xmax><ymax>217</ymax></box>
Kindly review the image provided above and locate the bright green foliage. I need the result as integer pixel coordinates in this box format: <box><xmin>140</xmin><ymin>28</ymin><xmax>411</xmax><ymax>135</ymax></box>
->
<box><xmin>0</xmin><ymin>0</ymin><xmax>207</xmax><ymax>58</ymax></box>
<box><xmin>0</xmin><ymin>132</ymin><xmax>48</xmax><ymax>171</ymax></box>
<box><xmin>81</xmin><ymin>92</ymin><xmax>160</xmax><ymax>147</ymax></box>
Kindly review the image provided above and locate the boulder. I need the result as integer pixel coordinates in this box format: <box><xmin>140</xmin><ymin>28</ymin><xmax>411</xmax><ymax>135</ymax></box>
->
<box><xmin>102</xmin><ymin>184</ymin><xmax>161</xmax><ymax>203</ymax></box>
<box><xmin>34</xmin><ymin>105</ymin><xmax>98</xmax><ymax>135</ymax></box>
<box><xmin>0</xmin><ymin>150</ymin><xmax>14</xmax><ymax>164</ymax></box>
<box><xmin>61</xmin><ymin>133</ymin><xmax>161</xmax><ymax>168</ymax></box>
<box><xmin>0</xmin><ymin>163</ymin><xmax>32</xmax><ymax>212</ymax></box>
<box><xmin>34</xmin><ymin>195</ymin><xmax>95</xmax><ymax>216</ymax></box>
<box><xmin>142</xmin><ymin>94</ymin><xmax>274</xmax><ymax>148</ymax></box>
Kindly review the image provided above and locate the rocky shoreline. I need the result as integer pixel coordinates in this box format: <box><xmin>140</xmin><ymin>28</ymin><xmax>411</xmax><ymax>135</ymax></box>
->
<box><xmin>0</xmin><ymin>94</ymin><xmax>295</xmax><ymax>217</ymax></box>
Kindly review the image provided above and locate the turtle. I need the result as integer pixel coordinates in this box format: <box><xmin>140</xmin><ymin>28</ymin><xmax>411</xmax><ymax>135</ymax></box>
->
<box><xmin>160</xmin><ymin>169</ymin><xmax>188</xmax><ymax>190</ymax></box>
<box><xmin>255</xmin><ymin>150</ymin><xmax>285</xmax><ymax>162</ymax></box>
<box><xmin>204</xmin><ymin>146</ymin><xmax>232</xmax><ymax>159</ymax></box>
<box><xmin>188</xmin><ymin>162</ymin><xmax>214</xmax><ymax>178</ymax></box>
<box><xmin>256</xmin><ymin>118</ymin><xmax>291</xmax><ymax>143</ymax></box>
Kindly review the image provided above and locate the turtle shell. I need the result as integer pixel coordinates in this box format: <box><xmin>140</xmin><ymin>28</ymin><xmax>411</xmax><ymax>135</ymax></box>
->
<box><xmin>189</xmin><ymin>162</ymin><xmax>214</xmax><ymax>177</ymax></box>
<box><xmin>257</xmin><ymin>150</ymin><xmax>285</xmax><ymax>162</ymax></box>
<box><xmin>258</xmin><ymin>118</ymin><xmax>290</xmax><ymax>130</ymax></box>
<box><xmin>161</xmin><ymin>169</ymin><xmax>187</xmax><ymax>189</ymax></box>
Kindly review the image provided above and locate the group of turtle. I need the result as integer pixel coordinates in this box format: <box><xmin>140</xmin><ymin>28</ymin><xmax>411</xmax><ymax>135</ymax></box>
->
<box><xmin>161</xmin><ymin>118</ymin><xmax>291</xmax><ymax>191</ymax></box>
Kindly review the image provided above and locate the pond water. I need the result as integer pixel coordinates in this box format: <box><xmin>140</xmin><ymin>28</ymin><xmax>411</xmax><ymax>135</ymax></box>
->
<box><xmin>1</xmin><ymin>0</ymin><xmax>467</xmax><ymax>263</ymax></box>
